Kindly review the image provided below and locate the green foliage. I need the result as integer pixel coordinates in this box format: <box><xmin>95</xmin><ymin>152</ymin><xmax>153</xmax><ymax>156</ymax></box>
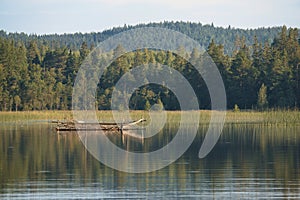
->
<box><xmin>154</xmin><ymin>99</ymin><xmax>164</xmax><ymax>111</ymax></box>
<box><xmin>0</xmin><ymin>21</ymin><xmax>283</xmax><ymax>55</ymax></box>
<box><xmin>0</xmin><ymin>25</ymin><xmax>299</xmax><ymax>111</ymax></box>
<box><xmin>13</xmin><ymin>95</ymin><xmax>21</xmax><ymax>111</ymax></box>
<box><xmin>233</xmin><ymin>104</ymin><xmax>240</xmax><ymax>112</ymax></box>
<box><xmin>257</xmin><ymin>84</ymin><xmax>268</xmax><ymax>110</ymax></box>
<box><xmin>144</xmin><ymin>100</ymin><xmax>151</xmax><ymax>111</ymax></box>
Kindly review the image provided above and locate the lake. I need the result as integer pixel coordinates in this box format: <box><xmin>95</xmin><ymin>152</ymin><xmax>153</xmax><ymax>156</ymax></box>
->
<box><xmin>1</xmin><ymin>122</ymin><xmax>300</xmax><ymax>199</ymax></box>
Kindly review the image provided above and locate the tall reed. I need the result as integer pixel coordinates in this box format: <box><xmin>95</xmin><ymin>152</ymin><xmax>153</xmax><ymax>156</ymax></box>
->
<box><xmin>0</xmin><ymin>110</ymin><xmax>299</xmax><ymax>125</ymax></box>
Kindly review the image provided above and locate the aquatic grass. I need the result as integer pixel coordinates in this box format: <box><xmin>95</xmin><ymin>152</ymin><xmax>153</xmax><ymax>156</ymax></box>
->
<box><xmin>0</xmin><ymin>111</ymin><xmax>73</xmax><ymax>123</ymax></box>
<box><xmin>224</xmin><ymin>110</ymin><xmax>300</xmax><ymax>125</ymax></box>
<box><xmin>262</xmin><ymin>110</ymin><xmax>300</xmax><ymax>125</ymax></box>
<box><xmin>225</xmin><ymin>111</ymin><xmax>264</xmax><ymax>124</ymax></box>
<box><xmin>0</xmin><ymin>110</ymin><xmax>299</xmax><ymax>125</ymax></box>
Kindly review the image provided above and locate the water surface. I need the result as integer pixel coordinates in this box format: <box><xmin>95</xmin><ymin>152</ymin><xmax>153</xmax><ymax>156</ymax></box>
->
<box><xmin>1</xmin><ymin>123</ymin><xmax>300</xmax><ymax>199</ymax></box>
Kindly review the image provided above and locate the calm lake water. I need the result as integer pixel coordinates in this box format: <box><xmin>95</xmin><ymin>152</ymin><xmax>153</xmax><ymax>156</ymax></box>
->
<box><xmin>1</xmin><ymin>122</ymin><xmax>300</xmax><ymax>199</ymax></box>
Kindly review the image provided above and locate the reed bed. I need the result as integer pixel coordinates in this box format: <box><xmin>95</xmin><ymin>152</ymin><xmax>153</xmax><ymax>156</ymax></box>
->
<box><xmin>0</xmin><ymin>110</ymin><xmax>299</xmax><ymax>125</ymax></box>
<box><xmin>0</xmin><ymin>111</ymin><xmax>73</xmax><ymax>123</ymax></box>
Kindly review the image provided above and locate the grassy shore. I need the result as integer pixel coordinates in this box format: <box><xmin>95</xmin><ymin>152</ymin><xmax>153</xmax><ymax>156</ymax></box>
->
<box><xmin>0</xmin><ymin>110</ymin><xmax>73</xmax><ymax>123</ymax></box>
<box><xmin>0</xmin><ymin>110</ymin><xmax>299</xmax><ymax>125</ymax></box>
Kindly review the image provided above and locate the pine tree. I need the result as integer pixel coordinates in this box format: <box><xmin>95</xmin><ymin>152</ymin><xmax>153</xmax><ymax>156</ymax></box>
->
<box><xmin>257</xmin><ymin>84</ymin><xmax>268</xmax><ymax>110</ymax></box>
<box><xmin>229</xmin><ymin>44</ymin><xmax>257</xmax><ymax>108</ymax></box>
<box><xmin>0</xmin><ymin>64</ymin><xmax>6</xmax><ymax>110</ymax></box>
<box><xmin>144</xmin><ymin>100</ymin><xmax>151</xmax><ymax>111</ymax></box>
<box><xmin>252</xmin><ymin>36</ymin><xmax>264</xmax><ymax>83</ymax></box>
<box><xmin>14</xmin><ymin>95</ymin><xmax>21</xmax><ymax>111</ymax></box>
<box><xmin>26</xmin><ymin>40</ymin><xmax>41</xmax><ymax>65</ymax></box>
<box><xmin>113</xmin><ymin>44</ymin><xmax>126</xmax><ymax>59</ymax></box>
<box><xmin>155</xmin><ymin>98</ymin><xmax>164</xmax><ymax>111</ymax></box>
<box><xmin>189</xmin><ymin>48</ymin><xmax>200</xmax><ymax>65</ymax></box>
<box><xmin>79</xmin><ymin>42</ymin><xmax>90</xmax><ymax>62</ymax></box>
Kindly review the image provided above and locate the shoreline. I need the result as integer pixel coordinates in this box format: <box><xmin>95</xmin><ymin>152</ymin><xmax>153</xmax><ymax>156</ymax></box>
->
<box><xmin>0</xmin><ymin>110</ymin><xmax>299</xmax><ymax>125</ymax></box>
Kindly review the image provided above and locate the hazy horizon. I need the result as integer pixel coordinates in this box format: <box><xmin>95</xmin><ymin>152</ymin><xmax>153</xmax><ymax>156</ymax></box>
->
<box><xmin>1</xmin><ymin>0</ymin><xmax>299</xmax><ymax>35</ymax></box>
<box><xmin>0</xmin><ymin>21</ymin><xmax>295</xmax><ymax>36</ymax></box>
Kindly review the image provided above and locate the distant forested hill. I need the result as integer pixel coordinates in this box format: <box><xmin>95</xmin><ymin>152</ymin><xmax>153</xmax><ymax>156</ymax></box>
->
<box><xmin>0</xmin><ymin>22</ymin><xmax>299</xmax><ymax>111</ymax></box>
<box><xmin>0</xmin><ymin>21</ymin><xmax>285</xmax><ymax>54</ymax></box>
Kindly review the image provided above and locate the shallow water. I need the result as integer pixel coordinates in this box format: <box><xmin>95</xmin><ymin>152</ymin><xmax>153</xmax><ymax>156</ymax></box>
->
<box><xmin>0</xmin><ymin>123</ymin><xmax>300</xmax><ymax>199</ymax></box>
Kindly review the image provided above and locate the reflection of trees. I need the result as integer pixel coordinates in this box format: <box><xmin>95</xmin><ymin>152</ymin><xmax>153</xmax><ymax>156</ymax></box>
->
<box><xmin>184</xmin><ymin>124</ymin><xmax>300</xmax><ymax>193</ymax></box>
<box><xmin>0</xmin><ymin>123</ymin><xmax>300</xmax><ymax>195</ymax></box>
<box><xmin>0</xmin><ymin>124</ymin><xmax>100</xmax><ymax>187</ymax></box>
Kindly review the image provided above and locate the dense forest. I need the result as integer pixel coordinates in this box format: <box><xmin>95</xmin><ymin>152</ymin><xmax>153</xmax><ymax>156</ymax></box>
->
<box><xmin>0</xmin><ymin>21</ymin><xmax>283</xmax><ymax>55</ymax></box>
<box><xmin>0</xmin><ymin>22</ymin><xmax>299</xmax><ymax>111</ymax></box>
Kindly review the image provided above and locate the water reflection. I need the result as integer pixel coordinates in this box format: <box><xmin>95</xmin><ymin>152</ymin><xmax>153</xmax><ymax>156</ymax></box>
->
<box><xmin>0</xmin><ymin>123</ymin><xmax>300</xmax><ymax>199</ymax></box>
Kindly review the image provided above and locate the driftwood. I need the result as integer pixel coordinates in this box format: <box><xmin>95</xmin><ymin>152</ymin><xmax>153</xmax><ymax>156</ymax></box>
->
<box><xmin>52</xmin><ymin>119</ymin><xmax>146</xmax><ymax>132</ymax></box>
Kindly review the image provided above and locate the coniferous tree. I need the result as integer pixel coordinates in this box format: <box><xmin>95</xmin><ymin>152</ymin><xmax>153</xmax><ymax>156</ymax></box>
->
<box><xmin>0</xmin><ymin>25</ymin><xmax>299</xmax><ymax>111</ymax></box>
<box><xmin>79</xmin><ymin>42</ymin><xmax>90</xmax><ymax>62</ymax></box>
<box><xmin>257</xmin><ymin>83</ymin><xmax>268</xmax><ymax>110</ymax></box>
<box><xmin>26</xmin><ymin>40</ymin><xmax>41</xmax><ymax>65</ymax></box>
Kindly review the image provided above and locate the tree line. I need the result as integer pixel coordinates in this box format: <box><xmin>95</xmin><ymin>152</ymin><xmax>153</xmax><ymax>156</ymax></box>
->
<box><xmin>0</xmin><ymin>25</ymin><xmax>299</xmax><ymax>111</ymax></box>
<box><xmin>0</xmin><ymin>21</ymin><xmax>283</xmax><ymax>55</ymax></box>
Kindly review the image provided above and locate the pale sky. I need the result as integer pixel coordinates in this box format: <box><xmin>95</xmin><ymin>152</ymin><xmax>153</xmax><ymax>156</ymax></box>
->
<box><xmin>0</xmin><ymin>0</ymin><xmax>299</xmax><ymax>34</ymax></box>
